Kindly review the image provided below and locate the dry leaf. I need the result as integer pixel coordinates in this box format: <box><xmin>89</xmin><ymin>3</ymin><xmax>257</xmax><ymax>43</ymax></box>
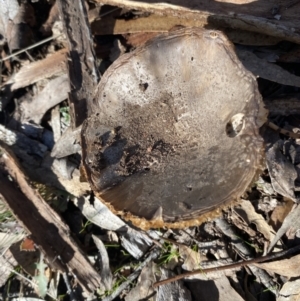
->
<box><xmin>268</xmin><ymin>204</ymin><xmax>300</xmax><ymax>253</ymax></box>
<box><xmin>156</xmin><ymin>268</ymin><xmax>192</xmax><ymax>301</ymax></box>
<box><xmin>236</xmin><ymin>48</ymin><xmax>300</xmax><ymax>88</ymax></box>
<box><xmin>186</xmin><ymin>276</ymin><xmax>244</xmax><ymax>301</ymax></box>
<box><xmin>178</xmin><ymin>245</ymin><xmax>202</xmax><ymax>271</ymax></box>
<box><xmin>234</xmin><ymin>200</ymin><xmax>276</xmax><ymax>243</ymax></box>
<box><xmin>125</xmin><ymin>262</ymin><xmax>156</xmax><ymax>301</ymax></box>
<box><xmin>270</xmin><ymin>199</ymin><xmax>294</xmax><ymax>231</ymax></box>
<box><xmin>0</xmin><ymin>248</ymin><xmax>18</xmax><ymax>287</ymax></box>
<box><xmin>18</xmin><ymin>74</ymin><xmax>69</xmax><ymax>124</ymax></box>
<box><xmin>0</xmin><ymin>231</ymin><xmax>25</xmax><ymax>251</ymax></box>
<box><xmin>278</xmin><ymin>279</ymin><xmax>300</xmax><ymax>301</ymax></box>
<box><xmin>254</xmin><ymin>254</ymin><xmax>300</xmax><ymax>277</ymax></box>
<box><xmin>265</xmin><ymin>141</ymin><xmax>297</xmax><ymax>203</ymax></box>
<box><xmin>92</xmin><ymin>235</ymin><xmax>112</xmax><ymax>291</ymax></box>
<box><xmin>74</xmin><ymin>196</ymin><xmax>152</xmax><ymax>259</ymax></box>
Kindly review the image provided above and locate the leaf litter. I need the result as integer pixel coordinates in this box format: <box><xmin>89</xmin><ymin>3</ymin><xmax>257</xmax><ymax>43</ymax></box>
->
<box><xmin>1</xmin><ymin>0</ymin><xmax>300</xmax><ymax>300</ymax></box>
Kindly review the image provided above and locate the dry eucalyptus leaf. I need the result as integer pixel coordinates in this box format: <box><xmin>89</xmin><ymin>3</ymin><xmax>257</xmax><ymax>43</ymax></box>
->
<box><xmin>156</xmin><ymin>268</ymin><xmax>192</xmax><ymax>301</ymax></box>
<box><xmin>0</xmin><ymin>231</ymin><xmax>25</xmax><ymax>251</ymax></box>
<box><xmin>18</xmin><ymin>74</ymin><xmax>69</xmax><ymax>124</ymax></box>
<box><xmin>268</xmin><ymin>204</ymin><xmax>300</xmax><ymax>253</ymax></box>
<box><xmin>124</xmin><ymin>261</ymin><xmax>156</xmax><ymax>301</ymax></box>
<box><xmin>187</xmin><ymin>276</ymin><xmax>244</xmax><ymax>301</ymax></box>
<box><xmin>265</xmin><ymin>140</ymin><xmax>297</xmax><ymax>203</ymax></box>
<box><xmin>270</xmin><ymin>199</ymin><xmax>294</xmax><ymax>231</ymax></box>
<box><xmin>74</xmin><ymin>196</ymin><xmax>152</xmax><ymax>259</ymax></box>
<box><xmin>254</xmin><ymin>254</ymin><xmax>300</xmax><ymax>277</ymax></box>
<box><xmin>236</xmin><ymin>48</ymin><xmax>300</xmax><ymax>88</ymax></box>
<box><xmin>92</xmin><ymin>235</ymin><xmax>112</xmax><ymax>291</ymax></box>
<box><xmin>233</xmin><ymin>200</ymin><xmax>276</xmax><ymax>243</ymax></box>
<box><xmin>81</xmin><ymin>27</ymin><xmax>267</xmax><ymax>229</ymax></box>
<box><xmin>278</xmin><ymin>279</ymin><xmax>300</xmax><ymax>301</ymax></box>
<box><xmin>178</xmin><ymin>245</ymin><xmax>201</xmax><ymax>271</ymax></box>
<box><xmin>0</xmin><ymin>249</ymin><xmax>18</xmax><ymax>287</ymax></box>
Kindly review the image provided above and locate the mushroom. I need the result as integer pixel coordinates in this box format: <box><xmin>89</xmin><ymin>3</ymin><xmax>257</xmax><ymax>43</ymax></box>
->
<box><xmin>81</xmin><ymin>28</ymin><xmax>268</xmax><ymax>229</ymax></box>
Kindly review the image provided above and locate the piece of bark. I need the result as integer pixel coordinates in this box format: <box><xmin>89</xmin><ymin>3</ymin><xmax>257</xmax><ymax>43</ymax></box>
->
<box><xmin>56</xmin><ymin>0</ymin><xmax>99</xmax><ymax>128</ymax></box>
<box><xmin>5</xmin><ymin>3</ymin><xmax>35</xmax><ymax>52</ymax></box>
<box><xmin>5</xmin><ymin>49</ymin><xmax>67</xmax><ymax>91</ymax></box>
<box><xmin>0</xmin><ymin>145</ymin><xmax>103</xmax><ymax>292</ymax></box>
<box><xmin>92</xmin><ymin>14</ymin><xmax>282</xmax><ymax>46</ymax></box>
<box><xmin>17</xmin><ymin>74</ymin><xmax>69</xmax><ymax>124</ymax></box>
<box><xmin>95</xmin><ymin>0</ymin><xmax>300</xmax><ymax>44</ymax></box>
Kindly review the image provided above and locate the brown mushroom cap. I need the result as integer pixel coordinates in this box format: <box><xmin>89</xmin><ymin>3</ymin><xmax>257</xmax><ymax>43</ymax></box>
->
<box><xmin>81</xmin><ymin>28</ymin><xmax>267</xmax><ymax>229</ymax></box>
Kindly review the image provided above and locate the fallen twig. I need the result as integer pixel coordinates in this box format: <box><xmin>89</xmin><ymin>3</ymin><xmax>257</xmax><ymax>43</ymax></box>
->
<box><xmin>153</xmin><ymin>239</ymin><xmax>300</xmax><ymax>288</ymax></box>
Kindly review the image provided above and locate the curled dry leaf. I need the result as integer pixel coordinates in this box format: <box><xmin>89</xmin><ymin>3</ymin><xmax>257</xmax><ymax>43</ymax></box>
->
<box><xmin>233</xmin><ymin>200</ymin><xmax>277</xmax><ymax>244</ymax></box>
<box><xmin>81</xmin><ymin>27</ymin><xmax>267</xmax><ymax>229</ymax></box>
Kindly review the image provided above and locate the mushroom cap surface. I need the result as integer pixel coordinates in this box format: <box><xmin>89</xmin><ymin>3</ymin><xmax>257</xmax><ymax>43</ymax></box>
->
<box><xmin>81</xmin><ymin>28</ymin><xmax>267</xmax><ymax>228</ymax></box>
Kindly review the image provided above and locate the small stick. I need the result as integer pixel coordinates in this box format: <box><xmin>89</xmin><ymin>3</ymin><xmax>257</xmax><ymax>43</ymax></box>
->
<box><xmin>153</xmin><ymin>243</ymin><xmax>300</xmax><ymax>288</ymax></box>
<box><xmin>266</xmin><ymin>120</ymin><xmax>300</xmax><ymax>139</ymax></box>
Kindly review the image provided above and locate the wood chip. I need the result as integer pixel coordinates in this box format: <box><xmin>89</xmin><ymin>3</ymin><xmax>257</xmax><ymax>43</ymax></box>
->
<box><xmin>5</xmin><ymin>49</ymin><xmax>67</xmax><ymax>91</ymax></box>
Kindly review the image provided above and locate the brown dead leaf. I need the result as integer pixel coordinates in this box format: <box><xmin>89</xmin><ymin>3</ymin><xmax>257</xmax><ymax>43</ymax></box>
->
<box><xmin>178</xmin><ymin>245</ymin><xmax>202</xmax><ymax>271</ymax></box>
<box><xmin>125</xmin><ymin>261</ymin><xmax>156</xmax><ymax>301</ymax></box>
<box><xmin>9</xmin><ymin>241</ymin><xmax>39</xmax><ymax>276</ymax></box>
<box><xmin>270</xmin><ymin>199</ymin><xmax>294</xmax><ymax>231</ymax></box>
<box><xmin>18</xmin><ymin>74</ymin><xmax>69</xmax><ymax>124</ymax></box>
<box><xmin>255</xmin><ymin>254</ymin><xmax>300</xmax><ymax>277</ymax></box>
<box><xmin>187</xmin><ymin>276</ymin><xmax>244</xmax><ymax>301</ymax></box>
<box><xmin>234</xmin><ymin>200</ymin><xmax>276</xmax><ymax>243</ymax></box>
<box><xmin>278</xmin><ymin>279</ymin><xmax>300</xmax><ymax>301</ymax></box>
<box><xmin>265</xmin><ymin>141</ymin><xmax>297</xmax><ymax>203</ymax></box>
<box><xmin>268</xmin><ymin>204</ymin><xmax>300</xmax><ymax>253</ymax></box>
<box><xmin>236</xmin><ymin>48</ymin><xmax>300</xmax><ymax>88</ymax></box>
